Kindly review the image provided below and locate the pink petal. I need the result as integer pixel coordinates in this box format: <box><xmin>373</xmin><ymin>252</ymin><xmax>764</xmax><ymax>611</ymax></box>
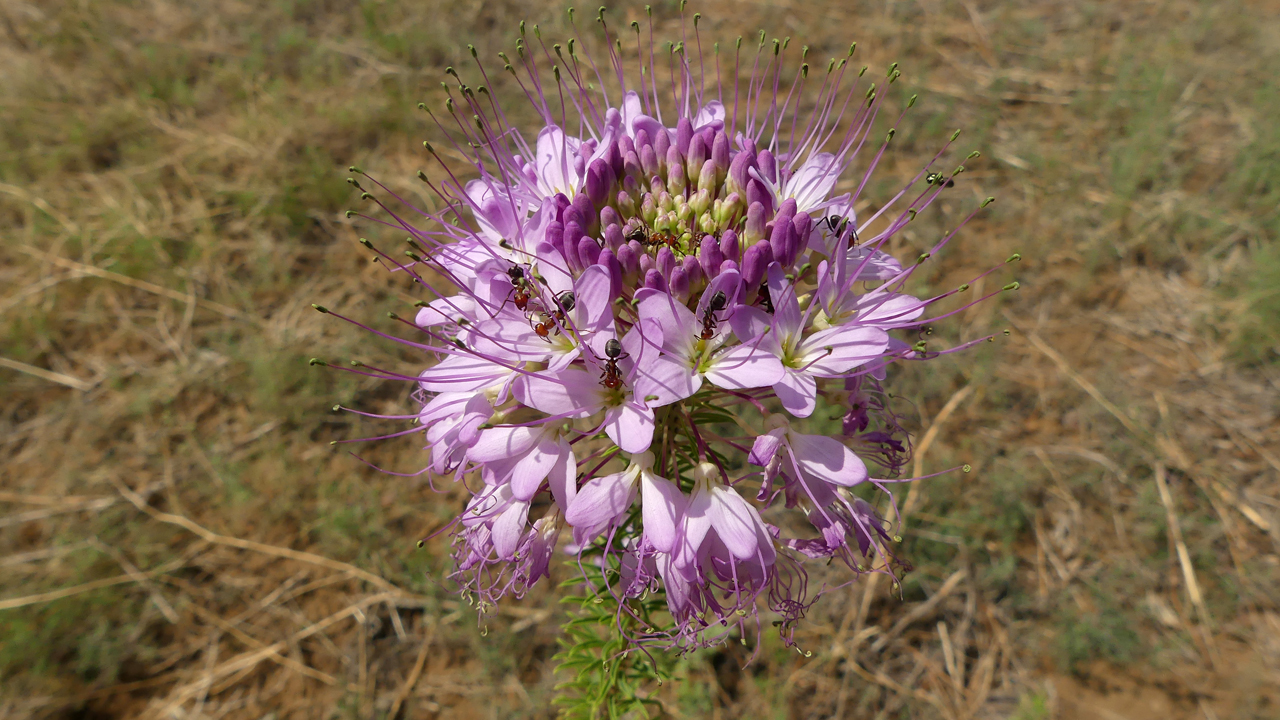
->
<box><xmin>705</xmin><ymin>343</ymin><xmax>785</xmax><ymax>390</ymax></box>
<box><xmin>727</xmin><ymin>305</ymin><xmax>777</xmax><ymax>346</ymax></box>
<box><xmin>854</xmin><ymin>291</ymin><xmax>926</xmax><ymax>328</ymax></box>
<box><xmin>767</xmin><ymin>264</ymin><xmax>803</xmax><ymax>342</ymax></box>
<box><xmin>707</xmin><ymin>486</ymin><xmax>768</xmax><ymax>561</ymax></box>
<box><xmin>773</xmin><ymin>370</ymin><xmax>817</xmax><ymax>418</ymax></box>
<box><xmin>789</xmin><ymin>433</ymin><xmax>869</xmax><ymax>487</ymax></box>
<box><xmin>418</xmin><ymin>354</ymin><xmax>508</xmax><ymax>393</ymax></box>
<box><xmin>636</xmin><ymin>290</ymin><xmax>697</xmax><ymax>357</ymax></box>
<box><xmin>565</xmin><ymin>470</ymin><xmax>638</xmax><ymax>541</ymax></box>
<box><xmin>468</xmin><ymin>427</ymin><xmax>539</xmax><ymax>463</ymax></box>
<box><xmin>783</xmin><ymin>152</ymin><xmax>841</xmax><ymax>212</ymax></box>
<box><xmin>510</xmin><ymin>436</ymin><xmax>562</xmax><ymax>500</ymax></box>
<box><xmin>515</xmin><ymin>367</ymin><xmax>603</xmax><ymax>417</ymax></box>
<box><xmin>604</xmin><ymin>403</ymin><xmax>656</xmax><ymax>453</ymax></box>
<box><xmin>675</xmin><ymin>486</ymin><xmax>713</xmax><ymax>571</ymax></box>
<box><xmin>573</xmin><ymin>265</ymin><xmax>614</xmax><ymax>332</ymax></box>
<box><xmin>800</xmin><ymin>325</ymin><xmax>889</xmax><ymax>376</ymax></box>
<box><xmin>547</xmin><ymin>438</ymin><xmax>577</xmax><ymax>511</ymax></box>
<box><xmin>491</xmin><ymin>500</ymin><xmax>530</xmax><ymax>559</ymax></box>
<box><xmin>748</xmin><ymin>430</ymin><xmax>785</xmax><ymax>467</ymax></box>
<box><xmin>415</xmin><ymin>295</ymin><xmax>477</xmax><ymax>327</ymax></box>
<box><xmin>633</xmin><ymin>354</ymin><xmax>701</xmax><ymax>407</ymax></box>
<box><xmin>641</xmin><ymin>472</ymin><xmax>687</xmax><ymax>553</ymax></box>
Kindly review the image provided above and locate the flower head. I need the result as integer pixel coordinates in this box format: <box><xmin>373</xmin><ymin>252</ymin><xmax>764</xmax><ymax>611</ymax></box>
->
<box><xmin>319</xmin><ymin>6</ymin><xmax>1012</xmax><ymax>651</ymax></box>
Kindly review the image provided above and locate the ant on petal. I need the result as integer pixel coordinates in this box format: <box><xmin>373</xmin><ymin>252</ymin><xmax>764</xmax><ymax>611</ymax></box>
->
<box><xmin>698</xmin><ymin>291</ymin><xmax>728</xmax><ymax>340</ymax></box>
<box><xmin>599</xmin><ymin>337</ymin><xmax>628</xmax><ymax>389</ymax></box>
<box><xmin>533</xmin><ymin>291</ymin><xmax>576</xmax><ymax>340</ymax></box>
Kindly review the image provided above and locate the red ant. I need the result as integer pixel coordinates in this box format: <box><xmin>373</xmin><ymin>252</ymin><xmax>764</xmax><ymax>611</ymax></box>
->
<box><xmin>698</xmin><ymin>290</ymin><xmax>728</xmax><ymax>340</ymax></box>
<box><xmin>625</xmin><ymin>223</ymin><xmax>679</xmax><ymax>251</ymax></box>
<box><xmin>506</xmin><ymin>265</ymin><xmax>533</xmax><ymax>312</ymax></box>
<box><xmin>599</xmin><ymin>338</ymin><xmax>627</xmax><ymax>389</ymax></box>
<box><xmin>533</xmin><ymin>291</ymin><xmax>575</xmax><ymax>339</ymax></box>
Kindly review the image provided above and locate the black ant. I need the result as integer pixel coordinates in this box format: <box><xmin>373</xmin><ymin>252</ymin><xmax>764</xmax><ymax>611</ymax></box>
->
<box><xmin>698</xmin><ymin>291</ymin><xmax>728</xmax><ymax>340</ymax></box>
<box><xmin>533</xmin><ymin>291</ymin><xmax>575</xmax><ymax>339</ymax></box>
<box><xmin>756</xmin><ymin>282</ymin><xmax>774</xmax><ymax>313</ymax></box>
<box><xmin>820</xmin><ymin>215</ymin><xmax>859</xmax><ymax>242</ymax></box>
<box><xmin>506</xmin><ymin>265</ymin><xmax>533</xmax><ymax>312</ymax></box>
<box><xmin>599</xmin><ymin>338</ymin><xmax>627</xmax><ymax>389</ymax></box>
<box><xmin>925</xmin><ymin>172</ymin><xmax>955</xmax><ymax>188</ymax></box>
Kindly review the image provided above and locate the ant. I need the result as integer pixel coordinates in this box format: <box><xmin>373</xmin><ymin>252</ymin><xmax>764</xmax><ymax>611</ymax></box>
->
<box><xmin>533</xmin><ymin>291</ymin><xmax>575</xmax><ymax>339</ymax></box>
<box><xmin>625</xmin><ymin>222</ymin><xmax>679</xmax><ymax>251</ymax></box>
<box><xmin>925</xmin><ymin>172</ymin><xmax>955</xmax><ymax>188</ymax></box>
<box><xmin>506</xmin><ymin>265</ymin><xmax>533</xmax><ymax>312</ymax></box>
<box><xmin>698</xmin><ymin>291</ymin><xmax>728</xmax><ymax>340</ymax></box>
<box><xmin>756</xmin><ymin>282</ymin><xmax>774</xmax><ymax>313</ymax></box>
<box><xmin>599</xmin><ymin>338</ymin><xmax>628</xmax><ymax>389</ymax></box>
<box><xmin>819</xmin><ymin>214</ymin><xmax>859</xmax><ymax>242</ymax></box>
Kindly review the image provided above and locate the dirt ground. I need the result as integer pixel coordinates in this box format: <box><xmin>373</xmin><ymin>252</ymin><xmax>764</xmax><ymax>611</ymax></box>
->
<box><xmin>2</xmin><ymin>0</ymin><xmax>1278</xmax><ymax>718</ymax></box>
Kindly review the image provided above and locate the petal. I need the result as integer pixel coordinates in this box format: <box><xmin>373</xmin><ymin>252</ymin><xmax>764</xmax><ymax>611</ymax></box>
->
<box><xmin>510</xmin><ymin>435</ymin><xmax>562</xmax><ymax>500</ymax></box>
<box><xmin>800</xmin><ymin>325</ymin><xmax>890</xmax><ymax>376</ymax></box>
<box><xmin>636</xmin><ymin>289</ymin><xmax>697</xmax><ymax>357</ymax></box>
<box><xmin>415</xmin><ymin>295</ymin><xmax>477</xmax><ymax>327</ymax></box>
<box><xmin>783</xmin><ymin>152</ymin><xmax>841</xmax><ymax>212</ymax></box>
<box><xmin>705</xmin><ymin>343</ymin><xmax>785</xmax><ymax>390</ymax></box>
<box><xmin>854</xmin><ymin>291</ymin><xmax>926</xmax><ymax>328</ymax></box>
<box><xmin>641</xmin><ymin>471</ymin><xmax>687</xmax><ymax>553</ymax></box>
<box><xmin>675</xmin><ymin>485</ymin><xmax>713</xmax><ymax>571</ymax></box>
<box><xmin>604</xmin><ymin>403</ymin><xmax>656</xmax><ymax>453</ymax></box>
<box><xmin>491</xmin><ymin>500</ymin><xmax>530</xmax><ymax>559</ymax></box>
<box><xmin>748</xmin><ymin>430</ymin><xmax>784</xmax><ymax>467</ymax></box>
<box><xmin>707</xmin><ymin>486</ymin><xmax>772</xmax><ymax>562</ymax></box>
<box><xmin>767</xmin><ymin>264</ymin><xmax>803</xmax><ymax>342</ymax></box>
<box><xmin>573</xmin><ymin>265</ymin><xmax>614</xmax><ymax>332</ymax></box>
<box><xmin>789</xmin><ymin>433</ymin><xmax>869</xmax><ymax>487</ymax></box>
<box><xmin>468</xmin><ymin>427</ymin><xmax>539</xmax><ymax>463</ymax></box>
<box><xmin>565</xmin><ymin>469</ymin><xmax>638</xmax><ymax>541</ymax></box>
<box><xmin>773</xmin><ymin>370</ymin><xmax>817</xmax><ymax>418</ymax></box>
<box><xmin>633</xmin><ymin>354</ymin><xmax>702</xmax><ymax>406</ymax></box>
<box><xmin>418</xmin><ymin>354</ymin><xmax>509</xmax><ymax>393</ymax></box>
<box><xmin>515</xmin><ymin>367</ymin><xmax>604</xmax><ymax>417</ymax></box>
<box><xmin>547</xmin><ymin>438</ymin><xmax>577</xmax><ymax>511</ymax></box>
<box><xmin>728</xmin><ymin>305</ymin><xmax>776</xmax><ymax>346</ymax></box>
<box><xmin>534</xmin><ymin>125</ymin><xmax>583</xmax><ymax>197</ymax></box>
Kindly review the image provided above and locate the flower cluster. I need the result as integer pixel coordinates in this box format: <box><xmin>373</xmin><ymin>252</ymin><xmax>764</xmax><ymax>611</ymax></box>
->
<box><xmin>323</xmin><ymin>7</ymin><xmax>1012</xmax><ymax>649</ymax></box>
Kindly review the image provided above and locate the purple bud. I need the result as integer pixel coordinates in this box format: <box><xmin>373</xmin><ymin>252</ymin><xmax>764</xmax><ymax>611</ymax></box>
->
<box><xmin>770</xmin><ymin>217</ymin><xmax>791</xmax><ymax>266</ymax></box>
<box><xmin>545</xmin><ymin>220</ymin><xmax>566</xmax><ymax>258</ymax></box>
<box><xmin>623</xmin><ymin>150</ymin><xmax>642</xmax><ymax>180</ymax></box>
<box><xmin>572</xmin><ymin>191</ymin><xmax>597</xmax><ymax>228</ymax></box>
<box><xmin>740</xmin><ymin>136</ymin><xmax>757</xmax><ymax>155</ymax></box>
<box><xmin>744</xmin><ymin>202</ymin><xmax>767</xmax><ymax>243</ymax></box>
<box><xmin>638</xmin><ymin>250</ymin><xmax>655</xmax><ymax>277</ymax></box>
<box><xmin>563</xmin><ymin>204</ymin><xmax>585</xmax><ymax>232</ymax></box>
<box><xmin>553</xmin><ymin>193</ymin><xmax>571</xmax><ymax>222</ymax></box>
<box><xmin>586</xmin><ymin>159</ymin><xmax>613</xmax><ymax>208</ymax></box>
<box><xmin>617</xmin><ymin>242</ymin><xmax>639</xmax><ymax>275</ymax></box>
<box><xmin>616</xmin><ymin>190</ymin><xmax>636</xmax><ymax>216</ymax></box>
<box><xmin>606</xmin><ymin>140</ymin><xmax>624</xmax><ymax>179</ymax></box>
<box><xmin>746</xmin><ymin>179</ymin><xmax>772</xmax><ymax>217</ymax></box>
<box><xmin>577</xmin><ymin>235</ymin><xmax>602</xmax><ymax>267</ymax></box>
<box><xmin>643</xmin><ymin>267</ymin><xmax>667</xmax><ymax>292</ymax></box>
<box><xmin>776</xmin><ymin>197</ymin><xmax>798</xmax><ymax>222</ymax></box>
<box><xmin>622</xmin><ymin>175</ymin><xmax>640</xmax><ymax>198</ymax></box>
<box><xmin>719</xmin><ymin>259</ymin><xmax>739</xmax><ymax>275</ymax></box>
<box><xmin>634</xmin><ymin>129</ymin><xmax>651</xmax><ymax>151</ymax></box>
<box><xmin>792</xmin><ymin>213</ymin><xmax>813</xmax><ymax>257</ymax></box>
<box><xmin>712</xmin><ymin>131</ymin><xmax>730</xmax><ymax>171</ymax></box>
<box><xmin>600</xmin><ymin>206</ymin><xmax>620</xmax><ymax>229</ymax></box>
<box><xmin>719</xmin><ymin>229</ymin><xmax>740</xmax><ymax>264</ymax></box>
<box><xmin>741</xmin><ymin>240</ymin><xmax>772</xmax><ymax>287</ymax></box>
<box><xmin>681</xmin><ymin>254</ymin><xmax>703</xmax><ymax>287</ymax></box>
<box><xmin>563</xmin><ymin>220</ymin><xmax>586</xmax><ymax>270</ymax></box>
<box><xmin>697</xmin><ymin>159</ymin><xmax>717</xmax><ymax>193</ymax></box>
<box><xmin>687</xmin><ymin>133</ymin><xmax>708</xmax><ymax>174</ymax></box>
<box><xmin>699</xmin><ymin>235</ymin><xmax>724</xmax><ymax>277</ymax></box>
<box><xmin>665</xmin><ymin>145</ymin><xmax>683</xmax><ymax>176</ymax></box>
<box><xmin>668</xmin><ymin>161</ymin><xmax>687</xmax><ymax>194</ymax></box>
<box><xmin>728</xmin><ymin>148</ymin><xmax>755</xmax><ymax>192</ymax></box>
<box><xmin>656</xmin><ymin>246</ymin><xmax>676</xmax><ymax>279</ymax></box>
<box><xmin>669</xmin><ymin>266</ymin><xmax>689</xmax><ymax>299</ymax></box>
<box><xmin>603</xmin><ymin>222</ymin><xmax>624</xmax><ymax>251</ymax></box>
<box><xmin>617</xmin><ymin>135</ymin><xmax>635</xmax><ymax>161</ymax></box>
<box><xmin>653</xmin><ymin>126</ymin><xmax>670</xmax><ymax>160</ymax></box>
<box><xmin>597</xmin><ymin>248</ymin><xmax>623</xmax><ymax>299</ymax></box>
<box><xmin>676</xmin><ymin>117</ymin><xmax>694</xmax><ymax>156</ymax></box>
<box><xmin>639</xmin><ymin>144</ymin><xmax>660</xmax><ymax>177</ymax></box>
<box><xmin>758</xmin><ymin>149</ymin><xmax>777</xmax><ymax>183</ymax></box>
<box><xmin>573</xmin><ymin>154</ymin><xmax>587</xmax><ymax>184</ymax></box>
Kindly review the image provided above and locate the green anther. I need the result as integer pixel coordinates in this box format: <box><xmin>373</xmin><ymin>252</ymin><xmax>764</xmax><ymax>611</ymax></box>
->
<box><xmin>567</xmin><ymin>6</ymin><xmax>575</xmax><ymax>21</ymax></box>
<box><xmin>693</xmin><ymin>12</ymin><xmax>700</xmax><ymax>25</ymax></box>
<box><xmin>802</xmin><ymin>63</ymin><xmax>809</xmax><ymax>77</ymax></box>
<box><xmin>569</xmin><ymin>38</ymin><xmax>576</xmax><ymax>56</ymax></box>
<box><xmin>416</xmin><ymin>540</ymin><xmax>425</xmax><ymax>549</ymax></box>
<box><xmin>1006</xmin><ymin>253</ymin><xmax>1021</xmax><ymax>263</ymax></box>
<box><xmin>468</xmin><ymin>44</ymin><xmax>477</xmax><ymax>58</ymax></box>
<box><xmin>828</xmin><ymin>58</ymin><xmax>836</xmax><ymax>73</ymax></box>
<box><xmin>423</xmin><ymin>142</ymin><xmax>435</xmax><ymax>153</ymax></box>
<box><xmin>631</xmin><ymin>20</ymin><xmax>639</xmax><ymax>31</ymax></box>
<box><xmin>736</xmin><ymin>37</ymin><xmax>742</xmax><ymax>50</ymax></box>
<box><xmin>405</xmin><ymin>250</ymin><xmax>423</xmax><ymax>262</ymax></box>
<box><xmin>345</xmin><ymin>210</ymin><xmax>355</xmax><ymax>218</ymax></box>
<box><xmin>553</xmin><ymin>43</ymin><xmax>563</xmax><ymax>57</ymax></box>
<box><xmin>311</xmin><ymin>304</ymin><xmax>329</xmax><ymax>313</ymax></box>
<box><xmin>886</xmin><ymin>128</ymin><xmax>895</xmax><ymax>142</ymax></box>
<box><xmin>758</xmin><ymin>30</ymin><xmax>765</xmax><ymax>45</ymax></box>
<box><xmin>417</xmin><ymin>102</ymin><xmax>426</xmax><ymax>110</ymax></box>
<box><xmin>309</xmin><ymin>358</ymin><xmax>326</xmax><ymax>366</ymax></box>
<box><xmin>446</xmin><ymin>98</ymin><xmax>454</xmax><ymax>112</ymax></box>
<box><xmin>916</xmin><ymin>252</ymin><xmax>931</xmax><ymax>264</ymax></box>
<box><xmin>865</xmin><ymin>83</ymin><xmax>876</xmax><ymax>99</ymax></box>
<box><xmin>358</xmin><ymin>238</ymin><xmax>373</xmax><ymax>248</ymax></box>
<box><xmin>963</xmin><ymin>464</ymin><xmax>972</xmax><ymax>473</ymax></box>
<box><xmin>849</xmin><ymin>41</ymin><xmax>857</xmax><ymax>56</ymax></box>
<box><xmin>1004</xmin><ymin>329</ymin><xmax>1011</xmax><ymax>336</ymax></box>
<box><xmin>504</xmin><ymin>64</ymin><xmax>513</xmax><ymax>73</ymax></box>
<box><xmin>332</xmin><ymin>405</ymin><xmax>341</xmax><ymax>412</ymax></box>
<box><xmin>951</xmin><ymin>128</ymin><xmax>962</xmax><ymax>141</ymax></box>
<box><xmin>908</xmin><ymin>94</ymin><xmax>918</xmax><ymax>107</ymax></box>
<box><xmin>498</xmin><ymin>51</ymin><xmax>509</xmax><ymax>61</ymax></box>
<box><xmin>968</xmin><ymin>150</ymin><xmax>981</xmax><ymax>159</ymax></box>
<box><xmin>350</xmin><ymin>360</ymin><xmax>363</xmax><ymax>367</ymax></box>
<box><xmin>908</xmin><ymin>208</ymin><xmax>918</xmax><ymax>221</ymax></box>
<box><xmin>645</xmin><ymin>394</ymin><xmax>660</xmax><ymax>402</ymax></box>
<box><xmin>887</xmin><ymin>61</ymin><xmax>898</xmax><ymax>76</ymax></box>
<box><xmin>417</xmin><ymin>171</ymin><xmax>429</xmax><ymax>183</ymax></box>
<box><xmin>914</xmin><ymin>340</ymin><xmax>927</xmax><ymax>352</ymax></box>
<box><xmin>360</xmin><ymin>192</ymin><xmax>373</xmax><ymax>200</ymax></box>
<box><xmin>533</xmin><ymin>24</ymin><xmax>541</xmax><ymax>39</ymax></box>
<box><xmin>954</xmin><ymin>165</ymin><xmax>965</xmax><ymax>174</ymax></box>
<box><xmin>348</xmin><ymin>165</ymin><xmax>363</xmax><ymax>174</ymax></box>
<box><xmin>802</xmin><ymin>45</ymin><xmax>810</xmax><ymax>59</ymax></box>
<box><xmin>981</xmin><ymin>196</ymin><xmax>996</xmax><ymax>208</ymax></box>
<box><xmin>519</xmin><ymin>20</ymin><xmax>525</xmax><ymax>35</ymax></box>
<box><xmin>553</xmin><ymin>65</ymin><xmax>561</xmax><ymax>81</ymax></box>
<box><xmin>646</xmin><ymin>4</ymin><xmax>652</xmax><ymax>16</ymax></box>
<box><xmin>413</xmin><ymin>301</ymin><xmax>427</xmax><ymax>307</ymax></box>
<box><xmin>889</xmin><ymin>69</ymin><xmax>900</xmax><ymax>83</ymax></box>
<box><xmin>346</xmin><ymin>177</ymin><xmax>361</xmax><ymax>187</ymax></box>
<box><xmin>859</xmin><ymin>65</ymin><xmax>867</xmax><ymax>77</ymax></box>
<box><xmin>1003</xmin><ymin>281</ymin><xmax>1020</xmax><ymax>291</ymax></box>
<box><xmin>958</xmin><ymin>283</ymin><xmax>971</xmax><ymax>293</ymax></box>
<box><xmin>772</xmin><ymin>38</ymin><xmax>780</xmax><ymax>56</ymax></box>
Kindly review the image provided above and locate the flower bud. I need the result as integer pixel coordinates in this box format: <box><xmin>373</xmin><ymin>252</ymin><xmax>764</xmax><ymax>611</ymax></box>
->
<box><xmin>603</xmin><ymin>221</ymin><xmax>624</xmax><ymax>251</ymax></box>
<box><xmin>689</xmin><ymin>187</ymin><xmax>712</xmax><ymax>216</ymax></box>
<box><xmin>599</xmin><ymin>205</ymin><xmax>620</xmax><ymax>230</ymax></box>
<box><xmin>676</xmin><ymin>117</ymin><xmax>694</xmax><ymax>156</ymax></box>
<box><xmin>577</xmin><ymin>235</ymin><xmax>602</xmax><ymax>267</ymax></box>
<box><xmin>622</xmin><ymin>150</ymin><xmax>642</xmax><ymax>181</ymax></box>
<box><xmin>639</xmin><ymin>144</ymin><xmax>660</xmax><ymax>177</ymax></box>
<box><xmin>616</xmin><ymin>190</ymin><xmax>636</xmax><ymax>217</ymax></box>
<box><xmin>552</xmin><ymin>193</ymin><xmax>571</xmax><ymax>222</ymax></box>
<box><xmin>634</xmin><ymin>128</ymin><xmax>651</xmax><ymax>151</ymax></box>
<box><xmin>697</xmin><ymin>158</ymin><xmax>717</xmax><ymax>193</ymax></box>
<box><xmin>757</xmin><ymin>149</ymin><xmax>777</xmax><ymax>183</ymax></box>
<box><xmin>638</xmin><ymin>250</ymin><xmax>656</xmax><ymax>277</ymax></box>
<box><xmin>585</xmin><ymin>159</ymin><xmax>614</xmax><ymax>208</ymax></box>
<box><xmin>699</xmin><ymin>235</ymin><xmax>723</xmax><ymax>277</ymax></box>
<box><xmin>563</xmin><ymin>220</ymin><xmax>586</xmax><ymax>270</ymax></box>
<box><xmin>718</xmin><ymin>259</ymin><xmax>739</xmax><ymax>275</ymax></box>
<box><xmin>640</xmin><ymin>193</ymin><xmax>658</xmax><ymax>224</ymax></box>
<box><xmin>597</xmin><ymin>248</ymin><xmax>623</xmax><ymax>300</ymax></box>
<box><xmin>712</xmin><ymin>130</ymin><xmax>730</xmax><ymax>172</ymax></box>
<box><xmin>687</xmin><ymin>133</ymin><xmax>708</xmax><ymax>177</ymax></box>
<box><xmin>606</xmin><ymin>139</ymin><xmax>624</xmax><ymax>178</ymax></box>
<box><xmin>741</xmin><ymin>240</ymin><xmax>772</xmax><ymax>287</ymax></box>
<box><xmin>719</xmin><ymin>229</ymin><xmax>740</xmax><ymax>264</ymax></box>
<box><xmin>562</xmin><ymin>204</ymin><xmax>585</xmax><ymax>232</ymax></box>
<box><xmin>668</xmin><ymin>160</ymin><xmax>687</xmax><ymax>196</ymax></box>
<box><xmin>746</xmin><ymin>178</ymin><xmax>772</xmax><ymax>217</ymax></box>
<box><xmin>656</xmin><ymin>246</ymin><xmax>676</xmax><ymax>279</ymax></box>
<box><xmin>770</xmin><ymin>216</ymin><xmax>794</xmax><ymax>266</ymax></box>
<box><xmin>744</xmin><ymin>202</ymin><xmax>767</xmax><ymax>243</ymax></box>
<box><xmin>669</xmin><ymin>265</ymin><xmax>690</xmax><ymax>300</ymax></box>
<box><xmin>617</xmin><ymin>241</ymin><xmax>639</xmax><ymax>276</ymax></box>
<box><xmin>545</xmin><ymin>220</ymin><xmax>566</xmax><ymax>259</ymax></box>
<box><xmin>573</xmin><ymin>153</ymin><xmax>587</xmax><ymax>184</ymax></box>
<box><xmin>776</xmin><ymin>197</ymin><xmax>798</xmax><ymax>222</ymax></box>
<box><xmin>727</xmin><ymin>148</ymin><xmax>755</xmax><ymax>194</ymax></box>
<box><xmin>653</xmin><ymin>126</ymin><xmax>670</xmax><ymax>160</ymax></box>
<box><xmin>792</xmin><ymin>212</ymin><xmax>813</xmax><ymax>258</ymax></box>
<box><xmin>643</xmin><ymin>267</ymin><xmax>667</xmax><ymax>292</ymax></box>
<box><xmin>681</xmin><ymin>254</ymin><xmax>703</xmax><ymax>288</ymax></box>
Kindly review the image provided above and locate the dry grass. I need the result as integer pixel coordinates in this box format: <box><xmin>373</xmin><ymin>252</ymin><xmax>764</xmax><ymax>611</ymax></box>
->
<box><xmin>1</xmin><ymin>0</ymin><xmax>1278</xmax><ymax>718</ymax></box>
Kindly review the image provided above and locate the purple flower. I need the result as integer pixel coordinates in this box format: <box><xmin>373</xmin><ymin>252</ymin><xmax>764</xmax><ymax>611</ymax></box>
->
<box><xmin>319</xmin><ymin>7</ymin><xmax>1009</xmax><ymax>651</ymax></box>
